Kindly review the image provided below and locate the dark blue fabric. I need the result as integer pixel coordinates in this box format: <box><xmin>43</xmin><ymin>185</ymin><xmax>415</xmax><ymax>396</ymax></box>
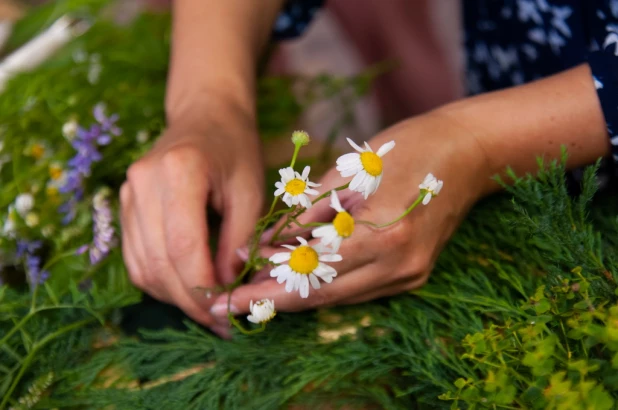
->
<box><xmin>272</xmin><ymin>0</ymin><xmax>325</xmax><ymax>40</ymax></box>
<box><xmin>274</xmin><ymin>0</ymin><xmax>618</xmax><ymax>184</ymax></box>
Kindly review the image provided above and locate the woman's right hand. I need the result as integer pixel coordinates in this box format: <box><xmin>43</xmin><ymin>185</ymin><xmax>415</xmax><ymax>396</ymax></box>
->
<box><xmin>120</xmin><ymin>99</ymin><xmax>264</xmax><ymax>335</ymax></box>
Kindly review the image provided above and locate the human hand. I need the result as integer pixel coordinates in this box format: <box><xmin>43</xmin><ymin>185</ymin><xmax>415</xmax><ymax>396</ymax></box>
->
<box><xmin>210</xmin><ymin>111</ymin><xmax>492</xmax><ymax>318</ymax></box>
<box><xmin>120</xmin><ymin>100</ymin><xmax>264</xmax><ymax>335</ymax></box>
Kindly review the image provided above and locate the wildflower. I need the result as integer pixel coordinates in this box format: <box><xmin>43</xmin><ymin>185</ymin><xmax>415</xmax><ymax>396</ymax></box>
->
<box><xmin>25</xmin><ymin>212</ymin><xmax>39</xmax><ymax>228</ymax></box>
<box><xmin>93</xmin><ymin>103</ymin><xmax>121</xmax><ymax>143</ymax></box>
<box><xmin>247</xmin><ymin>299</ymin><xmax>276</xmax><ymax>324</ymax></box>
<box><xmin>269</xmin><ymin>237</ymin><xmax>342</xmax><ymax>298</ymax></box>
<box><xmin>311</xmin><ymin>190</ymin><xmax>354</xmax><ymax>252</ymax></box>
<box><xmin>15</xmin><ymin>193</ymin><xmax>34</xmax><ymax>217</ymax></box>
<box><xmin>62</xmin><ymin>119</ymin><xmax>79</xmax><ymax>140</ymax></box>
<box><xmin>89</xmin><ymin>190</ymin><xmax>115</xmax><ymax>265</ymax></box>
<box><xmin>17</xmin><ymin>240</ymin><xmax>49</xmax><ymax>286</ymax></box>
<box><xmin>291</xmin><ymin>130</ymin><xmax>310</xmax><ymax>147</ymax></box>
<box><xmin>2</xmin><ymin>208</ymin><xmax>16</xmax><ymax>238</ymax></box>
<box><xmin>336</xmin><ymin>138</ymin><xmax>395</xmax><ymax>199</ymax></box>
<box><xmin>28</xmin><ymin>142</ymin><xmax>46</xmax><ymax>160</ymax></box>
<box><xmin>136</xmin><ymin>130</ymin><xmax>149</xmax><ymax>143</ymax></box>
<box><xmin>419</xmin><ymin>173</ymin><xmax>443</xmax><ymax>205</ymax></box>
<box><xmin>274</xmin><ymin>166</ymin><xmax>320</xmax><ymax>208</ymax></box>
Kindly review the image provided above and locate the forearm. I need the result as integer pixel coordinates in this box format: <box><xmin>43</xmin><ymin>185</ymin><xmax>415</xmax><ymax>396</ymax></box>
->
<box><xmin>166</xmin><ymin>0</ymin><xmax>285</xmax><ymax>125</ymax></box>
<box><xmin>438</xmin><ymin>64</ymin><xmax>609</xmax><ymax>194</ymax></box>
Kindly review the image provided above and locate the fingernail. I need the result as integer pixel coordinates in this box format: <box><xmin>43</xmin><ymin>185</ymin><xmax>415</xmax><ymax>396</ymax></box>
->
<box><xmin>260</xmin><ymin>228</ymin><xmax>274</xmax><ymax>244</ymax></box>
<box><xmin>236</xmin><ymin>247</ymin><xmax>249</xmax><ymax>262</ymax></box>
<box><xmin>210</xmin><ymin>302</ymin><xmax>239</xmax><ymax>319</ymax></box>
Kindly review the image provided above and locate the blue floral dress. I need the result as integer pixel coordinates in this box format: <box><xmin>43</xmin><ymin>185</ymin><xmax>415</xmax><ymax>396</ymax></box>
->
<box><xmin>274</xmin><ymin>0</ymin><xmax>618</xmax><ymax>186</ymax></box>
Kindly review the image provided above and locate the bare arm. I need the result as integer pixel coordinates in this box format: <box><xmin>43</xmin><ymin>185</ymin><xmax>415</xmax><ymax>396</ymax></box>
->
<box><xmin>166</xmin><ymin>0</ymin><xmax>285</xmax><ymax>124</ymax></box>
<box><xmin>437</xmin><ymin>64</ymin><xmax>610</xmax><ymax>195</ymax></box>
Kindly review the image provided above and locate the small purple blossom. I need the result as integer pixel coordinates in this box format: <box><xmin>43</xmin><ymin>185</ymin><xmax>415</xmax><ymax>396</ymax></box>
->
<box><xmin>89</xmin><ymin>190</ymin><xmax>115</xmax><ymax>265</ymax></box>
<box><xmin>16</xmin><ymin>240</ymin><xmax>49</xmax><ymax>287</ymax></box>
<box><xmin>59</xmin><ymin>104</ymin><xmax>121</xmax><ymax>223</ymax></box>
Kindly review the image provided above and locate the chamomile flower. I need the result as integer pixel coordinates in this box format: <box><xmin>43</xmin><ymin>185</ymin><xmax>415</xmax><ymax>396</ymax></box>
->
<box><xmin>336</xmin><ymin>138</ymin><xmax>395</xmax><ymax>199</ymax></box>
<box><xmin>247</xmin><ymin>299</ymin><xmax>276</xmax><ymax>324</ymax></box>
<box><xmin>419</xmin><ymin>173</ymin><xmax>443</xmax><ymax>205</ymax></box>
<box><xmin>269</xmin><ymin>237</ymin><xmax>342</xmax><ymax>298</ymax></box>
<box><xmin>274</xmin><ymin>166</ymin><xmax>320</xmax><ymax>209</ymax></box>
<box><xmin>311</xmin><ymin>190</ymin><xmax>354</xmax><ymax>252</ymax></box>
<box><xmin>15</xmin><ymin>193</ymin><xmax>34</xmax><ymax>217</ymax></box>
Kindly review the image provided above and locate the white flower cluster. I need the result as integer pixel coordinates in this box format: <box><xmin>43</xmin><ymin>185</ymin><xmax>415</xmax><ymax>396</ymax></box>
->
<box><xmin>266</xmin><ymin>135</ymin><xmax>444</xmax><ymax>302</ymax></box>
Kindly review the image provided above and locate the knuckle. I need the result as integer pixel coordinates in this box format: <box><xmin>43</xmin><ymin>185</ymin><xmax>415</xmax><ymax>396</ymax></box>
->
<box><xmin>126</xmin><ymin>161</ymin><xmax>149</xmax><ymax>185</ymax></box>
<box><xmin>166</xmin><ymin>232</ymin><xmax>199</xmax><ymax>260</ymax></box>
<box><xmin>160</xmin><ymin>146</ymin><xmax>202</xmax><ymax>178</ymax></box>
<box><xmin>146</xmin><ymin>253</ymin><xmax>172</xmax><ymax>278</ymax></box>
<box><xmin>382</xmin><ymin>222</ymin><xmax>409</xmax><ymax>248</ymax></box>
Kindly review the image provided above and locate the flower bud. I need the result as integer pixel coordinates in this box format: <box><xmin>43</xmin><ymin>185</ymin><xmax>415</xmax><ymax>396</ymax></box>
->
<box><xmin>291</xmin><ymin>130</ymin><xmax>310</xmax><ymax>147</ymax></box>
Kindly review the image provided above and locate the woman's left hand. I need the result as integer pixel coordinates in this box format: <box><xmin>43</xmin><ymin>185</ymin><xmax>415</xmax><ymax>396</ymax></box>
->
<box><xmin>210</xmin><ymin>111</ymin><xmax>492</xmax><ymax>320</ymax></box>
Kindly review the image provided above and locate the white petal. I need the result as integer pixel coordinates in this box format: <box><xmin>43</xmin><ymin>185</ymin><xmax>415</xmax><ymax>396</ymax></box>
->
<box><xmin>293</xmin><ymin>272</ymin><xmax>302</xmax><ymax>291</ymax></box>
<box><xmin>281</xmin><ymin>244</ymin><xmax>296</xmax><ymax>250</ymax></box>
<box><xmin>312</xmin><ymin>225</ymin><xmax>333</xmax><ymax>238</ymax></box>
<box><xmin>365</xmin><ymin>176</ymin><xmax>378</xmax><ymax>196</ymax></box>
<box><xmin>247</xmin><ymin>315</ymin><xmax>259</xmax><ymax>324</ymax></box>
<box><xmin>301</xmin><ymin>165</ymin><xmax>310</xmax><ymax>180</ymax></box>
<box><xmin>306</xmin><ymin>181</ymin><xmax>321</xmax><ymax>187</ymax></box>
<box><xmin>299</xmin><ymin>194</ymin><xmax>312</xmax><ymax>209</ymax></box>
<box><xmin>331</xmin><ymin>237</ymin><xmax>343</xmax><ymax>253</ymax></box>
<box><xmin>435</xmin><ymin>180</ymin><xmax>443</xmax><ymax>195</ymax></box>
<box><xmin>363</xmin><ymin>141</ymin><xmax>373</xmax><ymax>152</ymax></box>
<box><xmin>346</xmin><ymin>137</ymin><xmax>365</xmax><ymax>153</ymax></box>
<box><xmin>336</xmin><ymin>152</ymin><xmax>360</xmax><ymax>165</ymax></box>
<box><xmin>338</xmin><ymin>166</ymin><xmax>363</xmax><ymax>178</ymax></box>
<box><xmin>269</xmin><ymin>252</ymin><xmax>291</xmax><ymax>263</ymax></box>
<box><xmin>279</xmin><ymin>167</ymin><xmax>295</xmax><ymax>181</ymax></box>
<box><xmin>297</xmin><ymin>236</ymin><xmax>308</xmax><ymax>245</ymax></box>
<box><xmin>350</xmin><ymin>170</ymin><xmax>368</xmax><ymax>191</ymax></box>
<box><xmin>309</xmin><ymin>273</ymin><xmax>321</xmax><ymax>289</ymax></box>
<box><xmin>330</xmin><ymin>190</ymin><xmax>344</xmax><ymax>212</ymax></box>
<box><xmin>292</xmin><ymin>195</ymin><xmax>300</xmax><ymax>205</ymax></box>
<box><xmin>283</xmin><ymin>193</ymin><xmax>293</xmax><ymax>207</ymax></box>
<box><xmin>422</xmin><ymin>192</ymin><xmax>432</xmax><ymax>205</ymax></box>
<box><xmin>300</xmin><ymin>275</ymin><xmax>310</xmax><ymax>298</ymax></box>
<box><xmin>304</xmin><ymin>188</ymin><xmax>319</xmax><ymax>196</ymax></box>
<box><xmin>376</xmin><ymin>140</ymin><xmax>396</xmax><ymax>157</ymax></box>
<box><xmin>274</xmin><ymin>187</ymin><xmax>285</xmax><ymax>196</ymax></box>
<box><xmin>374</xmin><ymin>174</ymin><xmax>383</xmax><ymax>193</ymax></box>
<box><xmin>315</xmin><ymin>264</ymin><xmax>337</xmax><ymax>282</ymax></box>
<box><xmin>285</xmin><ymin>273</ymin><xmax>296</xmax><ymax>292</ymax></box>
<box><xmin>275</xmin><ymin>181</ymin><xmax>284</xmax><ymax>188</ymax></box>
<box><xmin>319</xmin><ymin>253</ymin><xmax>342</xmax><ymax>262</ymax></box>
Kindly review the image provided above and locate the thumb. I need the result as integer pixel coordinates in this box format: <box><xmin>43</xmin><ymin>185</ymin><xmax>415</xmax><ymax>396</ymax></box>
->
<box><xmin>215</xmin><ymin>180</ymin><xmax>263</xmax><ymax>285</ymax></box>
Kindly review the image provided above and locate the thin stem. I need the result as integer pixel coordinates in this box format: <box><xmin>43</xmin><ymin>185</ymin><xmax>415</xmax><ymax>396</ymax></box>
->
<box><xmin>356</xmin><ymin>195</ymin><xmax>424</xmax><ymax>229</ymax></box>
<box><xmin>228</xmin><ymin>314</ymin><xmax>266</xmax><ymax>335</ymax></box>
<box><xmin>289</xmin><ymin>143</ymin><xmax>302</xmax><ymax>169</ymax></box>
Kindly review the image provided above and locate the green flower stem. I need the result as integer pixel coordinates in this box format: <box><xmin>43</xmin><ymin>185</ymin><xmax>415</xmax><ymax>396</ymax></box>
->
<box><xmin>311</xmin><ymin>182</ymin><xmax>350</xmax><ymax>205</ymax></box>
<box><xmin>0</xmin><ymin>317</ymin><xmax>95</xmax><ymax>410</ymax></box>
<box><xmin>356</xmin><ymin>194</ymin><xmax>424</xmax><ymax>229</ymax></box>
<box><xmin>228</xmin><ymin>314</ymin><xmax>266</xmax><ymax>335</ymax></box>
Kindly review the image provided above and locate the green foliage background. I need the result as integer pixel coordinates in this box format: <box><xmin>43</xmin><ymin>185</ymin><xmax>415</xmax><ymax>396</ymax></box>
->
<box><xmin>2</xmin><ymin>2</ymin><xmax>618</xmax><ymax>409</ymax></box>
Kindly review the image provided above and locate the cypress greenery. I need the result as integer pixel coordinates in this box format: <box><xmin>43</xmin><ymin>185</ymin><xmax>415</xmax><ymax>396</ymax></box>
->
<box><xmin>2</xmin><ymin>2</ymin><xmax>618</xmax><ymax>409</ymax></box>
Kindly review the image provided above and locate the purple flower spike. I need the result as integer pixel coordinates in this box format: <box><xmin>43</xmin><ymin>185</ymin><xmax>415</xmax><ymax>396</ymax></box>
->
<box><xmin>89</xmin><ymin>190</ymin><xmax>115</xmax><ymax>265</ymax></box>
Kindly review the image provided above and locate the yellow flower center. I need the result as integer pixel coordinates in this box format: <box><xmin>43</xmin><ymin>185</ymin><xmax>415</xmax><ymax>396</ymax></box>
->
<box><xmin>288</xmin><ymin>245</ymin><xmax>319</xmax><ymax>275</ymax></box>
<box><xmin>360</xmin><ymin>152</ymin><xmax>383</xmax><ymax>176</ymax></box>
<box><xmin>49</xmin><ymin>166</ymin><xmax>63</xmax><ymax>180</ymax></box>
<box><xmin>30</xmin><ymin>144</ymin><xmax>45</xmax><ymax>160</ymax></box>
<box><xmin>333</xmin><ymin>211</ymin><xmax>355</xmax><ymax>238</ymax></box>
<box><xmin>285</xmin><ymin>178</ymin><xmax>306</xmax><ymax>196</ymax></box>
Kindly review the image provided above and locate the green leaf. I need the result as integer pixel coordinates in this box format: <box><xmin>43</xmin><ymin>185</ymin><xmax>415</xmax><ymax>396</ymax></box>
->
<box><xmin>454</xmin><ymin>378</ymin><xmax>467</xmax><ymax>389</ymax></box>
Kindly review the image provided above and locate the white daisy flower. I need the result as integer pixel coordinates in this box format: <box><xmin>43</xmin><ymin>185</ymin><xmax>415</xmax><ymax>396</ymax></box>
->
<box><xmin>274</xmin><ymin>165</ymin><xmax>320</xmax><ymax>209</ymax></box>
<box><xmin>336</xmin><ymin>138</ymin><xmax>395</xmax><ymax>199</ymax></box>
<box><xmin>247</xmin><ymin>299</ymin><xmax>276</xmax><ymax>324</ymax></box>
<box><xmin>419</xmin><ymin>173</ymin><xmax>443</xmax><ymax>205</ymax></box>
<box><xmin>15</xmin><ymin>193</ymin><xmax>34</xmax><ymax>217</ymax></box>
<box><xmin>269</xmin><ymin>237</ymin><xmax>342</xmax><ymax>298</ymax></box>
<box><xmin>62</xmin><ymin>119</ymin><xmax>78</xmax><ymax>140</ymax></box>
<box><xmin>311</xmin><ymin>190</ymin><xmax>354</xmax><ymax>252</ymax></box>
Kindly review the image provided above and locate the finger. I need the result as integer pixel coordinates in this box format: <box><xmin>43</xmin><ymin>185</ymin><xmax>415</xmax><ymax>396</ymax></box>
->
<box><xmin>215</xmin><ymin>179</ymin><xmax>263</xmax><ymax>285</ymax></box>
<box><xmin>337</xmin><ymin>274</ymin><xmax>428</xmax><ymax>305</ymax></box>
<box><xmin>211</xmin><ymin>262</ymin><xmax>381</xmax><ymax>317</ymax></box>
<box><xmin>157</xmin><ymin>156</ymin><xmax>217</xmax><ymax>308</ymax></box>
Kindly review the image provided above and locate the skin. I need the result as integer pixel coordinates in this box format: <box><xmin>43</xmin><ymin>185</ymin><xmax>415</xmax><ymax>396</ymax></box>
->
<box><xmin>209</xmin><ymin>64</ymin><xmax>610</xmax><ymax>333</ymax></box>
<box><xmin>120</xmin><ymin>2</ymin><xmax>610</xmax><ymax>337</ymax></box>
<box><xmin>120</xmin><ymin>0</ymin><xmax>284</xmax><ymax>337</ymax></box>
